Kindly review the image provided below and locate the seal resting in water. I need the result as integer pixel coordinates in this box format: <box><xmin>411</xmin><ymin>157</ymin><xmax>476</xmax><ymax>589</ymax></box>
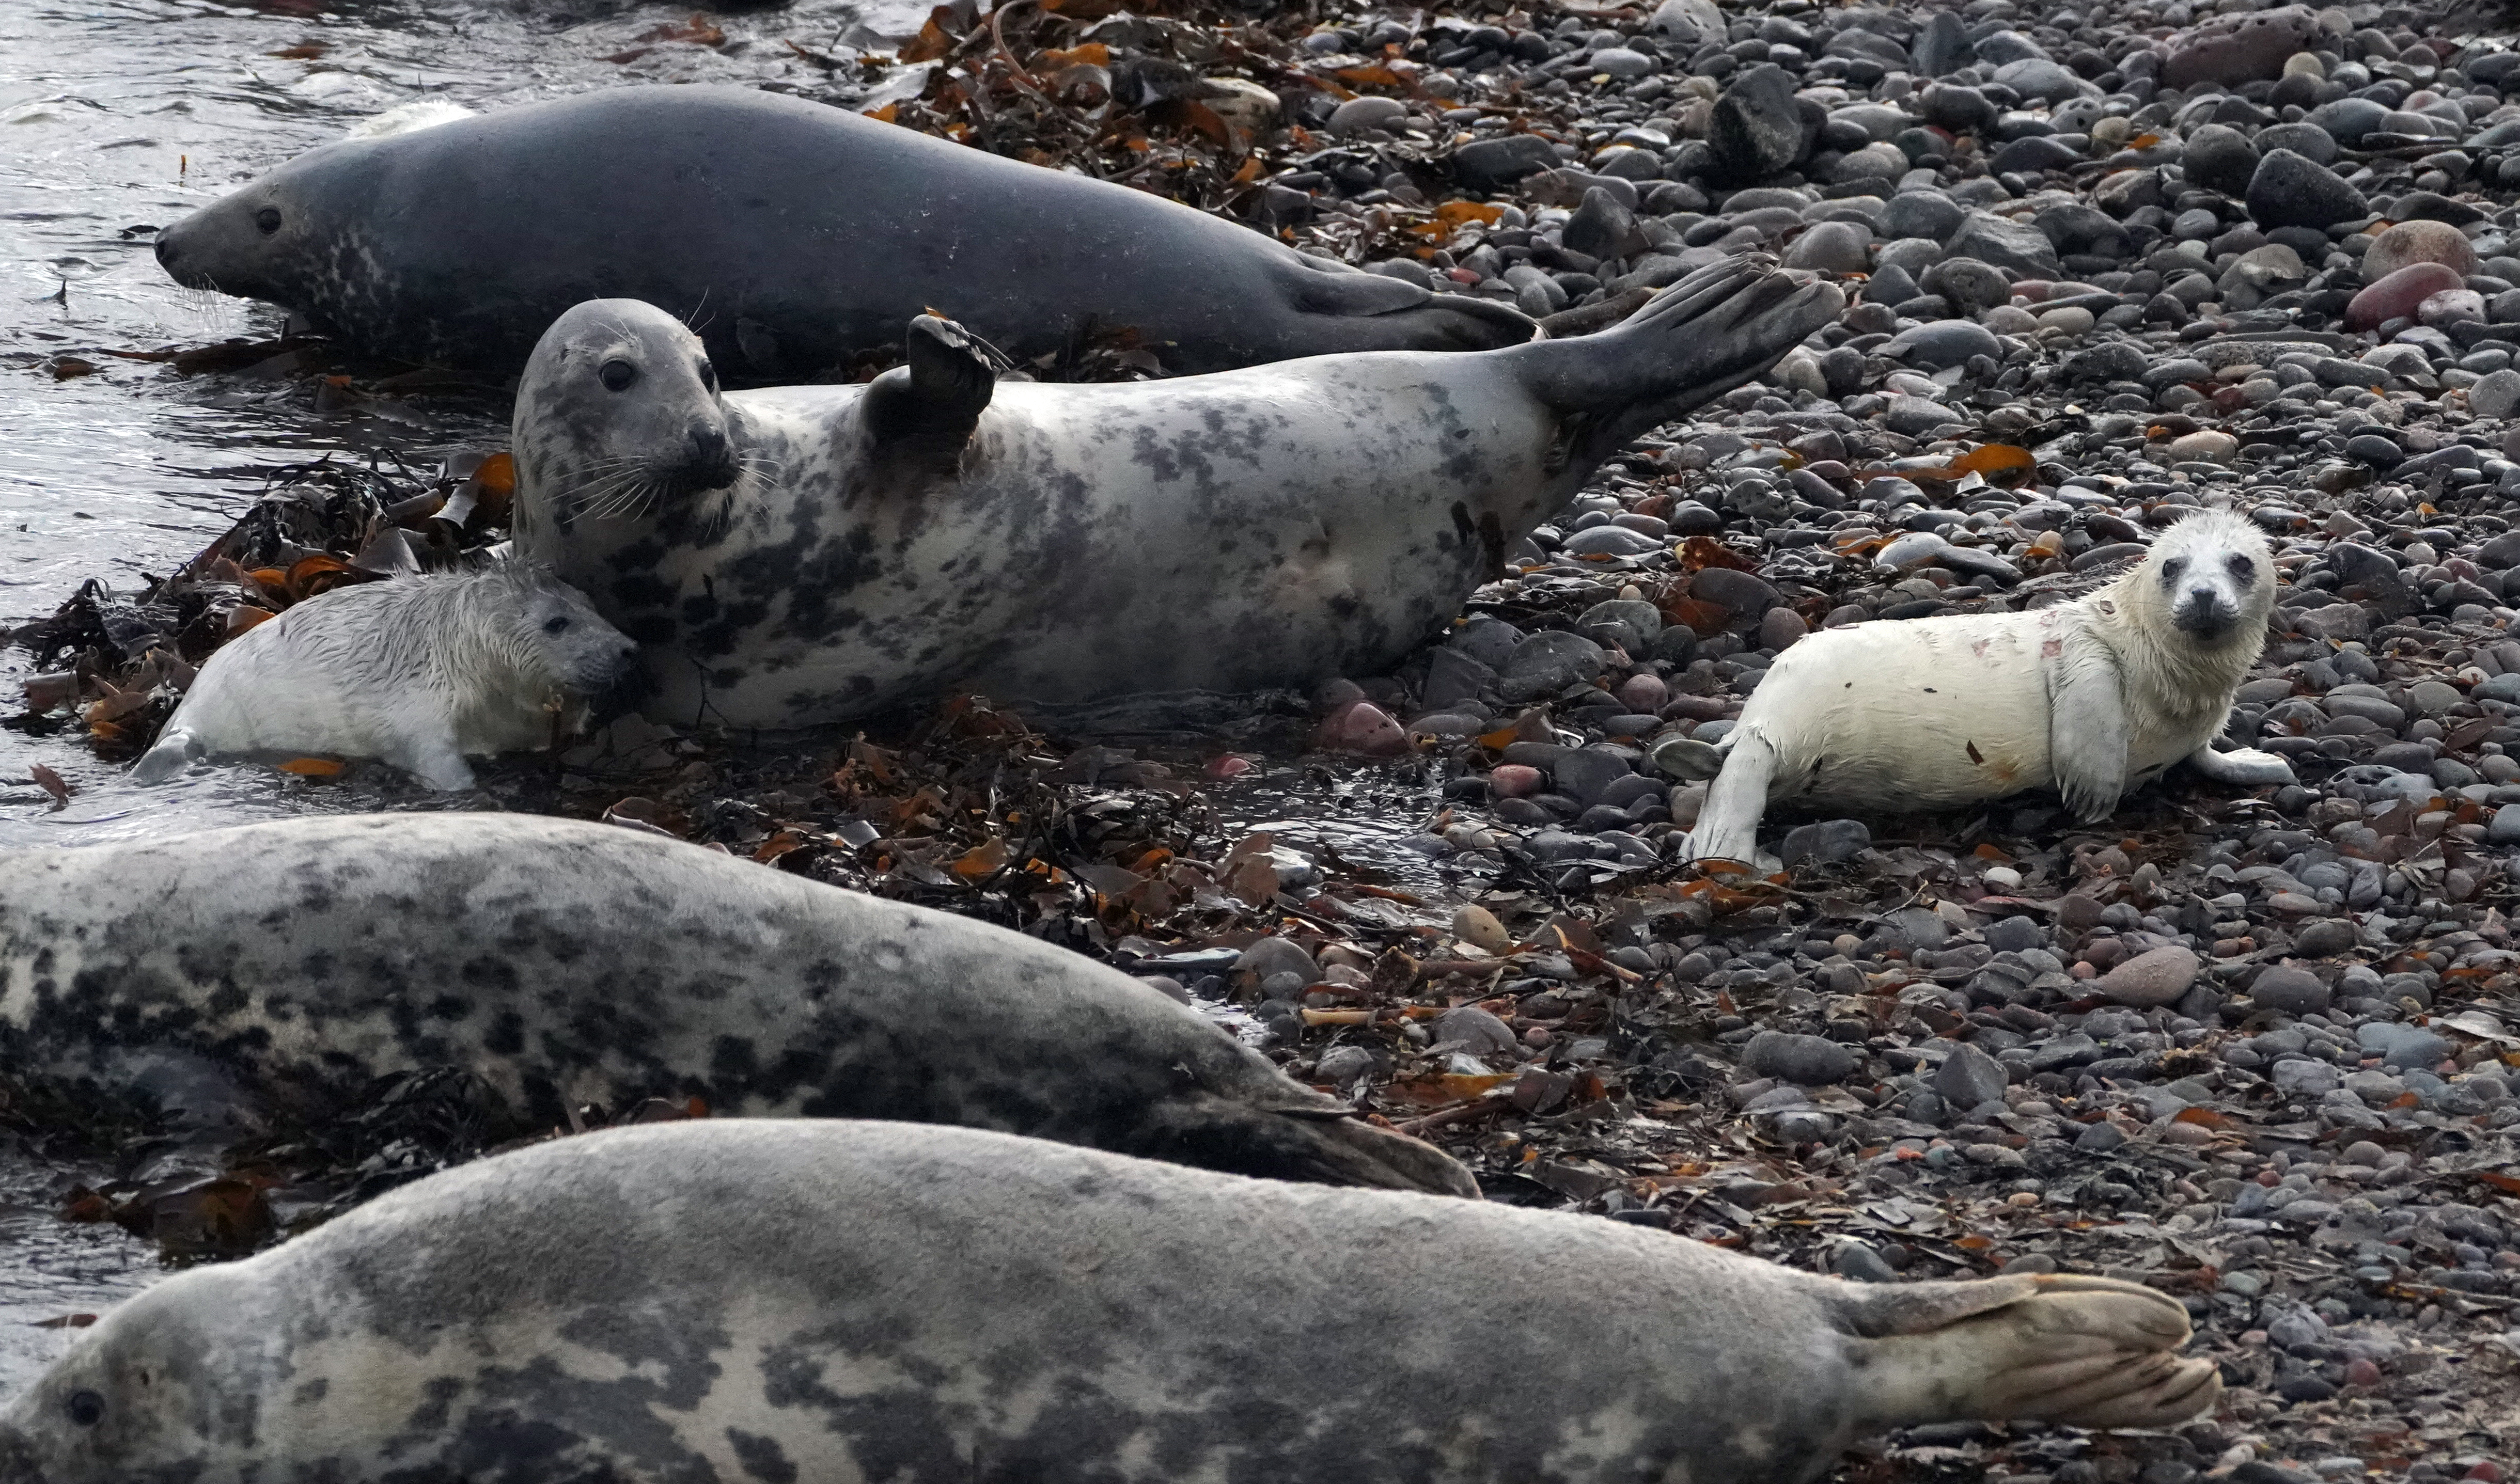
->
<box><xmin>150</xmin><ymin>86</ymin><xmax>1535</xmax><ymax>378</ymax></box>
<box><xmin>0</xmin><ymin>813</ymin><xmax>1470</xmax><ymax>1195</ymax></box>
<box><xmin>511</xmin><ymin>256</ymin><xmax>1842</xmax><ymax>728</ymax></box>
<box><xmin>0</xmin><ymin>1120</ymin><xmax>2220</xmax><ymax>1484</ymax></box>
<box><xmin>1663</xmin><ymin>509</ymin><xmax>2296</xmax><ymax>865</ymax></box>
<box><xmin>131</xmin><ymin>562</ymin><xmax>637</xmax><ymax>791</ymax></box>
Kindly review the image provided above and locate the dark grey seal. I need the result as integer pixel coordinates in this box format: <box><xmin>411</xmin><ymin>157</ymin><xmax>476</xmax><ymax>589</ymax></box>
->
<box><xmin>151</xmin><ymin>86</ymin><xmax>1535</xmax><ymax>377</ymax></box>
<box><xmin>0</xmin><ymin>1120</ymin><xmax>2219</xmax><ymax>1484</ymax></box>
<box><xmin>0</xmin><ymin>813</ymin><xmax>1470</xmax><ymax>1195</ymax></box>
<box><xmin>511</xmin><ymin>256</ymin><xmax>1841</xmax><ymax>728</ymax></box>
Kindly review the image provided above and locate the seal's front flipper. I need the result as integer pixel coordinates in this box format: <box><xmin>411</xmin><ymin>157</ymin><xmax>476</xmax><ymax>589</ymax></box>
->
<box><xmin>1139</xmin><ymin>1095</ymin><xmax>1480</xmax><ymax>1198</ymax></box>
<box><xmin>1284</xmin><ymin>255</ymin><xmax>1539</xmax><ymax>353</ymax></box>
<box><xmin>1679</xmin><ymin>729</ymin><xmax>1775</xmax><ymax>867</ymax></box>
<box><xmin>132</xmin><ymin>728</ymin><xmax>205</xmax><ymax>784</ymax></box>
<box><xmin>1844</xmin><ymin>1274</ymin><xmax>2220</xmax><ymax>1431</ymax></box>
<box><xmin>864</xmin><ymin>313</ymin><xmax>998</xmax><ymax>467</ymax></box>
<box><xmin>2048</xmin><ymin>651</ymin><xmax>2130</xmax><ymax>822</ymax></box>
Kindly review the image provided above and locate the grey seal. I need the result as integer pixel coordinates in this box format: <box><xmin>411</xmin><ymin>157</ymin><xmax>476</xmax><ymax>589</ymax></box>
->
<box><xmin>132</xmin><ymin>562</ymin><xmax>637</xmax><ymax>792</ymax></box>
<box><xmin>0</xmin><ymin>1120</ymin><xmax>2220</xmax><ymax>1484</ymax></box>
<box><xmin>151</xmin><ymin>86</ymin><xmax>1535</xmax><ymax>378</ymax></box>
<box><xmin>0</xmin><ymin>813</ymin><xmax>1470</xmax><ymax>1195</ymax></box>
<box><xmin>511</xmin><ymin>256</ymin><xmax>1842</xmax><ymax>728</ymax></box>
<box><xmin>1664</xmin><ymin>509</ymin><xmax>2294</xmax><ymax>866</ymax></box>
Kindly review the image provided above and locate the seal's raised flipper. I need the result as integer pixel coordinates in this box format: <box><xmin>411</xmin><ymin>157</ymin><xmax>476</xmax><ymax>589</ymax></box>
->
<box><xmin>1138</xmin><ymin>1095</ymin><xmax>1481</xmax><ymax>1198</ymax></box>
<box><xmin>1504</xmin><ymin>254</ymin><xmax>1844</xmax><ymax>465</ymax></box>
<box><xmin>1841</xmin><ymin>1273</ymin><xmax>2221</xmax><ymax>1430</ymax></box>
<box><xmin>132</xmin><ymin>727</ymin><xmax>205</xmax><ymax>784</ymax></box>
<box><xmin>863</xmin><ymin>314</ymin><xmax>998</xmax><ymax>469</ymax></box>
<box><xmin>1282</xmin><ymin>255</ymin><xmax>1541</xmax><ymax>353</ymax></box>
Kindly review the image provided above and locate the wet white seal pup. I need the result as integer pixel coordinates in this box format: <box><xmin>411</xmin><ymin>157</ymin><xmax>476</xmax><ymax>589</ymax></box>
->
<box><xmin>130</xmin><ymin>563</ymin><xmax>636</xmax><ymax>791</ymax></box>
<box><xmin>0</xmin><ymin>813</ymin><xmax>1469</xmax><ymax>1195</ymax></box>
<box><xmin>511</xmin><ymin>257</ymin><xmax>1842</xmax><ymax>728</ymax></box>
<box><xmin>150</xmin><ymin>86</ymin><xmax>1535</xmax><ymax>378</ymax></box>
<box><xmin>0</xmin><ymin>1119</ymin><xmax>2219</xmax><ymax>1484</ymax></box>
<box><xmin>1666</xmin><ymin>510</ymin><xmax>2296</xmax><ymax>864</ymax></box>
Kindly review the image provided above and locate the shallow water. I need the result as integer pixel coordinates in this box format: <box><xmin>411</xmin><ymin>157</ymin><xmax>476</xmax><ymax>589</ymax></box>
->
<box><xmin>0</xmin><ymin>0</ymin><xmax>931</xmax><ymax>1386</ymax></box>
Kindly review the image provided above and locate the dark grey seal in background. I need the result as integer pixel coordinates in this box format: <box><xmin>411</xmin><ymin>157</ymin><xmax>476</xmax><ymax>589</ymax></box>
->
<box><xmin>511</xmin><ymin>257</ymin><xmax>1841</xmax><ymax>729</ymax></box>
<box><xmin>0</xmin><ymin>1120</ymin><xmax>2219</xmax><ymax>1483</ymax></box>
<box><xmin>0</xmin><ymin>813</ymin><xmax>1472</xmax><ymax>1195</ymax></box>
<box><xmin>152</xmin><ymin>86</ymin><xmax>1536</xmax><ymax>377</ymax></box>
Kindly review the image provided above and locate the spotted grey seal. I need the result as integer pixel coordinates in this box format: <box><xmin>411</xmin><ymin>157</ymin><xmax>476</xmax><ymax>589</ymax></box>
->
<box><xmin>0</xmin><ymin>813</ymin><xmax>1471</xmax><ymax>1195</ymax></box>
<box><xmin>132</xmin><ymin>562</ymin><xmax>637</xmax><ymax>791</ymax></box>
<box><xmin>512</xmin><ymin>256</ymin><xmax>1841</xmax><ymax>728</ymax></box>
<box><xmin>151</xmin><ymin>86</ymin><xmax>1535</xmax><ymax>378</ymax></box>
<box><xmin>1664</xmin><ymin>510</ymin><xmax>2295</xmax><ymax>865</ymax></box>
<box><xmin>0</xmin><ymin>1119</ymin><xmax>2219</xmax><ymax>1483</ymax></box>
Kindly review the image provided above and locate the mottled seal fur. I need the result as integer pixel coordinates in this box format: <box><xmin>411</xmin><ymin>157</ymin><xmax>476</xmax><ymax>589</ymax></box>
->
<box><xmin>132</xmin><ymin>562</ymin><xmax>636</xmax><ymax>791</ymax></box>
<box><xmin>512</xmin><ymin>258</ymin><xmax>1842</xmax><ymax>727</ymax></box>
<box><xmin>0</xmin><ymin>814</ymin><xmax>1469</xmax><ymax>1195</ymax></box>
<box><xmin>1668</xmin><ymin>510</ymin><xmax>2295</xmax><ymax>864</ymax></box>
<box><xmin>151</xmin><ymin>86</ymin><xmax>1534</xmax><ymax>378</ymax></box>
<box><xmin>0</xmin><ymin>1120</ymin><xmax>2219</xmax><ymax>1484</ymax></box>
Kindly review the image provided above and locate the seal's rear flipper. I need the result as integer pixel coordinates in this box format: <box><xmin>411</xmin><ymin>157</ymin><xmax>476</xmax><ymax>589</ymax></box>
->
<box><xmin>1842</xmin><ymin>1274</ymin><xmax>2221</xmax><ymax>1431</ymax></box>
<box><xmin>864</xmin><ymin>314</ymin><xmax>998</xmax><ymax>467</ymax></box>
<box><xmin>1140</xmin><ymin>1096</ymin><xmax>1481</xmax><ymax>1198</ymax></box>
<box><xmin>132</xmin><ymin>728</ymin><xmax>205</xmax><ymax>784</ymax></box>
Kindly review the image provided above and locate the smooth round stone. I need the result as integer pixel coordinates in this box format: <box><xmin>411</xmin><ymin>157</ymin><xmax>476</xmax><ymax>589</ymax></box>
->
<box><xmin>2282</xmin><ymin>50</ymin><xmax>2324</xmax><ymax>77</ymax></box>
<box><xmin>2185</xmin><ymin>123</ymin><xmax>2261</xmax><ymax>195</ymax></box>
<box><xmin>2344</xmin><ymin>432</ymin><xmax>2405</xmax><ymax>465</ymax></box>
<box><xmin>2250</xmin><ymin>965</ymin><xmax>2333</xmax><ymax>1015</ymax></box>
<box><xmin>1889</xmin><ymin>318</ymin><xmax>2000</xmax><ymax>369</ymax></box>
<box><xmin>1783</xmin><ymin>219</ymin><xmax>1874</xmax><ymax>272</ymax></box>
<box><xmin>2255</xmin><ymin>121</ymin><xmax>2339</xmax><ymax>166</ymax></box>
<box><xmin>1983</xmin><ymin>304</ymin><xmax>2041</xmax><ymax>333</ymax></box>
<box><xmin>1589</xmin><ymin>46</ymin><xmax>1655</xmax><ymax>79</ymax></box>
<box><xmin>1919</xmin><ymin>256</ymin><xmax>2008</xmax><ymax>311</ymax></box>
<box><xmin>2468</xmin><ymin>366</ymin><xmax>2520</xmax><ymax>419</ymax></box>
<box><xmin>2246</xmin><ymin>148</ymin><xmax>2369</xmax><ymax>229</ymax></box>
<box><xmin>1328</xmin><ymin>96</ymin><xmax>1410</xmax><ymax>136</ymax></box>
<box><xmin>2421</xmin><ymin>288</ymin><xmax>2486</xmax><ymax>327</ymax></box>
<box><xmin>1618</xmin><ymin>673</ymin><xmax>1667</xmax><ymax>712</ymax></box>
<box><xmin>2100</xmin><ymin>945</ymin><xmax>2200</xmax><ymax>1007</ymax></box>
<box><xmin>1743</xmin><ymin>1029</ymin><xmax>1857</xmax><ymax>1085</ymax></box>
<box><xmin>2364</xmin><ymin>218</ymin><xmax>2481</xmax><ymax>279</ymax></box>
<box><xmin>1490</xmin><ymin>763</ymin><xmax>1544</xmax><ymax>797</ymax></box>
<box><xmin>1881</xmin><ymin>189</ymin><xmax>1965</xmax><ymax>242</ymax></box>
<box><xmin>1451</xmin><ymin>904</ymin><xmax>1515</xmax><ymax>954</ymax></box>
<box><xmin>2345</xmin><ymin>261</ymin><xmax>2466</xmax><ymax>331</ymax></box>
<box><xmin>2169</xmin><ymin>429</ymin><xmax>2239</xmax><ymax>462</ymax></box>
<box><xmin>1759</xmin><ymin>606</ymin><xmax>1808</xmax><ymax>650</ymax></box>
<box><xmin>2038</xmin><ymin>305</ymin><xmax>2096</xmax><ymax>334</ymax></box>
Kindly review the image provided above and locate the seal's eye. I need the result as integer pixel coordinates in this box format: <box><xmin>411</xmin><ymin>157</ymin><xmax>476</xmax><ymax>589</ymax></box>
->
<box><xmin>543</xmin><ymin>615</ymin><xmax>571</xmax><ymax>635</ymax></box>
<box><xmin>2160</xmin><ymin>557</ymin><xmax>2187</xmax><ymax>582</ymax></box>
<box><xmin>253</xmin><ymin>207</ymin><xmax>282</xmax><ymax>235</ymax></box>
<box><xmin>2226</xmin><ymin>552</ymin><xmax>2256</xmax><ymax>580</ymax></box>
<box><xmin>67</xmin><ymin>1390</ymin><xmax>103</xmax><ymax>1427</ymax></box>
<box><xmin>698</xmin><ymin>359</ymin><xmax>717</xmax><ymax>393</ymax></box>
<box><xmin>600</xmin><ymin>359</ymin><xmax>637</xmax><ymax>392</ymax></box>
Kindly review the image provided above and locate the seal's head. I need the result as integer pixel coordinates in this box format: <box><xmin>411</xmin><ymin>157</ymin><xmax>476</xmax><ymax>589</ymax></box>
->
<box><xmin>493</xmin><ymin>561</ymin><xmax>646</xmax><ymax>719</ymax></box>
<box><xmin>0</xmin><ymin>1268</ymin><xmax>270</xmax><ymax>1483</ymax></box>
<box><xmin>2139</xmin><ymin>509</ymin><xmax>2275</xmax><ymax>643</ymax></box>
<box><xmin>512</xmin><ymin>298</ymin><xmax>742</xmax><ymax>541</ymax></box>
<box><xmin>153</xmin><ymin>140</ymin><xmax>369</xmax><ymax>308</ymax></box>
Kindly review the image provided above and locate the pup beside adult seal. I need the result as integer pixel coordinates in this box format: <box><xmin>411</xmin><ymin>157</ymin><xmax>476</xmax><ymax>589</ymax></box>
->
<box><xmin>0</xmin><ymin>1120</ymin><xmax>2219</xmax><ymax>1484</ymax></box>
<box><xmin>132</xmin><ymin>563</ymin><xmax>636</xmax><ymax>791</ymax></box>
<box><xmin>1663</xmin><ymin>510</ymin><xmax>2296</xmax><ymax>865</ymax></box>
<box><xmin>512</xmin><ymin>256</ymin><xmax>1841</xmax><ymax>728</ymax></box>
<box><xmin>0</xmin><ymin>813</ymin><xmax>1470</xmax><ymax>1195</ymax></box>
<box><xmin>151</xmin><ymin>86</ymin><xmax>1535</xmax><ymax>378</ymax></box>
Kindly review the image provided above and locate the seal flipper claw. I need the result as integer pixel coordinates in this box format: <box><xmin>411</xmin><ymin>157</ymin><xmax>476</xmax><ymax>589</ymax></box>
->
<box><xmin>1842</xmin><ymin>1273</ymin><xmax>2220</xmax><ymax>1430</ymax></box>
<box><xmin>863</xmin><ymin>313</ymin><xmax>998</xmax><ymax>467</ymax></box>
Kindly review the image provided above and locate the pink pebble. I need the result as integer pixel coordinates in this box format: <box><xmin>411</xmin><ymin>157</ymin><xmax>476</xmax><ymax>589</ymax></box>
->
<box><xmin>1205</xmin><ymin>753</ymin><xmax>1254</xmax><ymax>778</ymax></box>
<box><xmin>2345</xmin><ymin>262</ymin><xmax>2466</xmax><ymax>332</ymax></box>
<box><xmin>1491</xmin><ymin>763</ymin><xmax>1544</xmax><ymax>797</ymax></box>
<box><xmin>2465</xmin><ymin>1463</ymin><xmax>2502</xmax><ymax>1483</ymax></box>
<box><xmin>2344</xmin><ymin>1357</ymin><xmax>2382</xmax><ymax>1387</ymax></box>
<box><xmin>2011</xmin><ymin>279</ymin><xmax>2054</xmax><ymax>303</ymax></box>
<box><xmin>1617</xmin><ymin>673</ymin><xmax>1668</xmax><ymax>712</ymax></box>
<box><xmin>1311</xmin><ymin>701</ymin><xmax>1407</xmax><ymax>756</ymax></box>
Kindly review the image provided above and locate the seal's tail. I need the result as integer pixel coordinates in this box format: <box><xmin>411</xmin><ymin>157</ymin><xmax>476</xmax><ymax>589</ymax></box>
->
<box><xmin>1135</xmin><ymin>1095</ymin><xmax>1482</xmax><ymax>1198</ymax></box>
<box><xmin>1508</xmin><ymin>254</ymin><xmax>1843</xmax><ymax>461</ymax></box>
<box><xmin>1836</xmin><ymin>1273</ymin><xmax>2221</xmax><ymax>1430</ymax></box>
<box><xmin>132</xmin><ymin>727</ymin><xmax>204</xmax><ymax>785</ymax></box>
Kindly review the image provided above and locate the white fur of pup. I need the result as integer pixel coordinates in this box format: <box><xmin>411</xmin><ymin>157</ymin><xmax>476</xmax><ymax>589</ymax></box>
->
<box><xmin>1671</xmin><ymin>509</ymin><xmax>2295</xmax><ymax>865</ymax></box>
<box><xmin>133</xmin><ymin>563</ymin><xmax>637</xmax><ymax>792</ymax></box>
<box><xmin>341</xmin><ymin>100</ymin><xmax>475</xmax><ymax>140</ymax></box>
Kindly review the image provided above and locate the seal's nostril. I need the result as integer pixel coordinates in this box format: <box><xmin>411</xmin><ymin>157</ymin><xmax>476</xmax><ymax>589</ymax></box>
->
<box><xmin>690</xmin><ymin>423</ymin><xmax>727</xmax><ymax>463</ymax></box>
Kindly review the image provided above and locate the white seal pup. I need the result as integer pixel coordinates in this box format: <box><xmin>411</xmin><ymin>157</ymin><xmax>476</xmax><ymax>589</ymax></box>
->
<box><xmin>0</xmin><ymin>813</ymin><xmax>1472</xmax><ymax>1195</ymax></box>
<box><xmin>131</xmin><ymin>562</ymin><xmax>637</xmax><ymax>791</ymax></box>
<box><xmin>1667</xmin><ymin>509</ymin><xmax>2296</xmax><ymax>864</ymax></box>
<box><xmin>511</xmin><ymin>257</ymin><xmax>1843</xmax><ymax>728</ymax></box>
<box><xmin>0</xmin><ymin>1120</ymin><xmax>2220</xmax><ymax>1484</ymax></box>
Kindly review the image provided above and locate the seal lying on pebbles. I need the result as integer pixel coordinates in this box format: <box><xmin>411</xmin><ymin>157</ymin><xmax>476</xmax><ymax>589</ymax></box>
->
<box><xmin>1668</xmin><ymin>510</ymin><xmax>2297</xmax><ymax>865</ymax></box>
<box><xmin>512</xmin><ymin>258</ymin><xmax>1841</xmax><ymax>727</ymax></box>
<box><xmin>131</xmin><ymin>563</ymin><xmax>636</xmax><ymax>792</ymax></box>
<box><xmin>0</xmin><ymin>1120</ymin><xmax>2219</xmax><ymax>1484</ymax></box>
<box><xmin>0</xmin><ymin>813</ymin><xmax>1469</xmax><ymax>1195</ymax></box>
<box><xmin>151</xmin><ymin>86</ymin><xmax>1535</xmax><ymax>378</ymax></box>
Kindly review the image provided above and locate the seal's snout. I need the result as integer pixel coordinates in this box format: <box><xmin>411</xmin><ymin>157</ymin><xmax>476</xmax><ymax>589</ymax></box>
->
<box><xmin>2173</xmin><ymin>586</ymin><xmax>2237</xmax><ymax>638</ymax></box>
<box><xmin>0</xmin><ymin>1420</ymin><xmax>50</xmax><ymax>1484</ymax></box>
<box><xmin>683</xmin><ymin>420</ymin><xmax>739</xmax><ymax>492</ymax></box>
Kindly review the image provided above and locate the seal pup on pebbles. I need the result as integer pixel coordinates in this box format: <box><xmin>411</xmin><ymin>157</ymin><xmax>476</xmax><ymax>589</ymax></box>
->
<box><xmin>131</xmin><ymin>562</ymin><xmax>637</xmax><ymax>791</ymax></box>
<box><xmin>0</xmin><ymin>813</ymin><xmax>1471</xmax><ymax>1195</ymax></box>
<box><xmin>152</xmin><ymin>86</ymin><xmax>1535</xmax><ymax>378</ymax></box>
<box><xmin>512</xmin><ymin>257</ymin><xmax>1842</xmax><ymax>727</ymax></box>
<box><xmin>0</xmin><ymin>1120</ymin><xmax>2219</xmax><ymax>1484</ymax></box>
<box><xmin>1666</xmin><ymin>509</ymin><xmax>2296</xmax><ymax>865</ymax></box>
